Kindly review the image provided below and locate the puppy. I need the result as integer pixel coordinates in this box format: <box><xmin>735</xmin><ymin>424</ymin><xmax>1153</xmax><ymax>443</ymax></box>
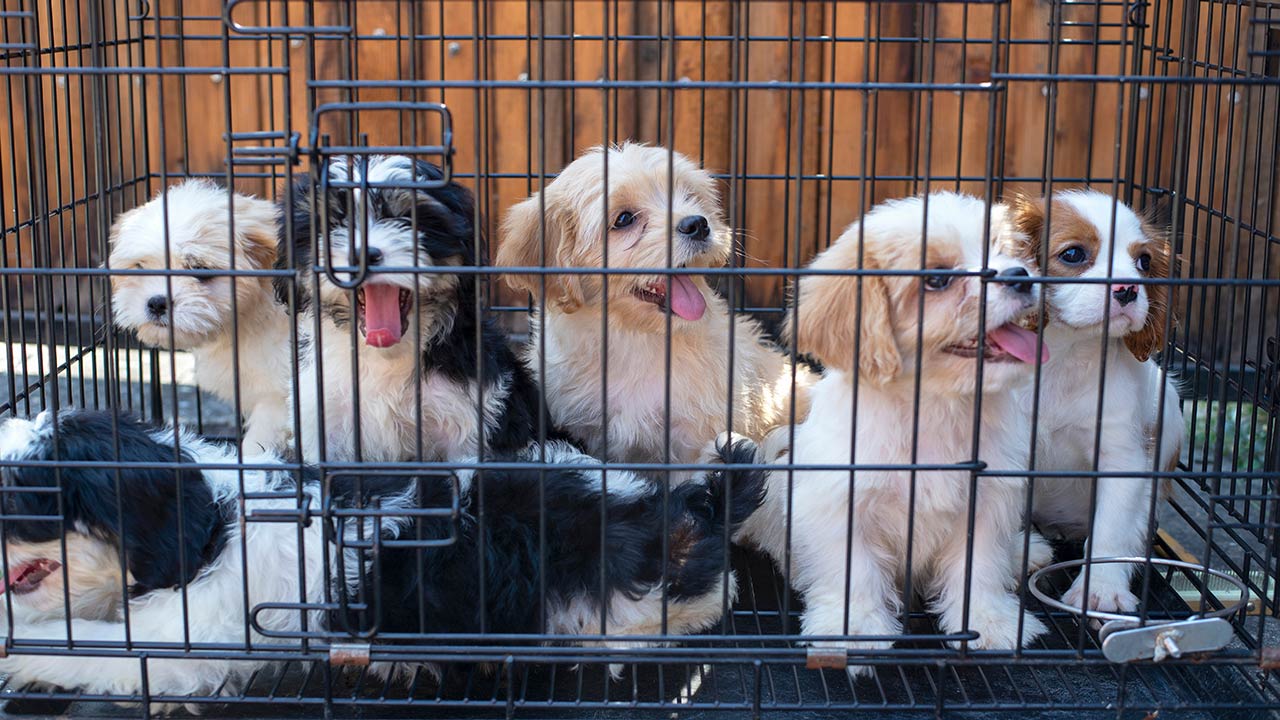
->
<box><xmin>109</xmin><ymin>180</ymin><xmax>291</xmax><ymax>452</ymax></box>
<box><xmin>278</xmin><ymin>155</ymin><xmax>538</xmax><ymax>462</ymax></box>
<box><xmin>0</xmin><ymin>409</ymin><xmax>766</xmax><ymax>697</ymax></box>
<box><xmin>498</xmin><ymin>142</ymin><xmax>814</xmax><ymax>469</ymax></box>
<box><xmin>752</xmin><ymin>193</ymin><xmax>1049</xmax><ymax>672</ymax></box>
<box><xmin>1010</xmin><ymin>190</ymin><xmax>1184</xmax><ymax>613</ymax></box>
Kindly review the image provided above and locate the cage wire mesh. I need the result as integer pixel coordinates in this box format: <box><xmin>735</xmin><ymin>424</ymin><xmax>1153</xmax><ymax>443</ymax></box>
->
<box><xmin>0</xmin><ymin>0</ymin><xmax>1277</xmax><ymax>718</ymax></box>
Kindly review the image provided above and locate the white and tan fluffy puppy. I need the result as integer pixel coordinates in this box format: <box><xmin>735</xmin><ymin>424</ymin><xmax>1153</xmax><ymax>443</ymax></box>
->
<box><xmin>1009</xmin><ymin>190</ymin><xmax>1183</xmax><ymax>613</ymax></box>
<box><xmin>109</xmin><ymin>180</ymin><xmax>291</xmax><ymax>453</ymax></box>
<box><xmin>498</xmin><ymin>142</ymin><xmax>813</xmax><ymax>469</ymax></box>
<box><xmin>753</xmin><ymin>193</ymin><xmax>1049</xmax><ymax>672</ymax></box>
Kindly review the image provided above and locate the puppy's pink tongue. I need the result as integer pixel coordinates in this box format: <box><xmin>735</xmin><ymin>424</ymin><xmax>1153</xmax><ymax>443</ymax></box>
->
<box><xmin>668</xmin><ymin>275</ymin><xmax>706</xmax><ymax>321</ymax></box>
<box><xmin>988</xmin><ymin>323</ymin><xmax>1049</xmax><ymax>364</ymax></box>
<box><xmin>362</xmin><ymin>284</ymin><xmax>403</xmax><ymax>348</ymax></box>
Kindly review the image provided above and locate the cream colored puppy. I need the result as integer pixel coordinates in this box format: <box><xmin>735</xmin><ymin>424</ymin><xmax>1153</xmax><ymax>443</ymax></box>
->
<box><xmin>755</xmin><ymin>193</ymin><xmax>1049</xmax><ymax>674</ymax></box>
<box><xmin>499</xmin><ymin>143</ymin><xmax>813</xmax><ymax>469</ymax></box>
<box><xmin>109</xmin><ymin>180</ymin><xmax>291</xmax><ymax>452</ymax></box>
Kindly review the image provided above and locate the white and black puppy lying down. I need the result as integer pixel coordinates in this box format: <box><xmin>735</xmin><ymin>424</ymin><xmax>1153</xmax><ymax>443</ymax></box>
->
<box><xmin>0</xmin><ymin>410</ymin><xmax>765</xmax><ymax>698</ymax></box>
<box><xmin>277</xmin><ymin>155</ymin><xmax>541</xmax><ymax>463</ymax></box>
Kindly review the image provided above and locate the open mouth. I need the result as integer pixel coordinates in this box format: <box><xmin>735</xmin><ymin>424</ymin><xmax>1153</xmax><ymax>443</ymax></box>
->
<box><xmin>631</xmin><ymin>273</ymin><xmax>707</xmax><ymax>322</ymax></box>
<box><xmin>355</xmin><ymin>284</ymin><xmax>412</xmax><ymax>348</ymax></box>
<box><xmin>1</xmin><ymin>558</ymin><xmax>60</xmax><ymax>596</ymax></box>
<box><xmin>943</xmin><ymin>323</ymin><xmax>1049</xmax><ymax>364</ymax></box>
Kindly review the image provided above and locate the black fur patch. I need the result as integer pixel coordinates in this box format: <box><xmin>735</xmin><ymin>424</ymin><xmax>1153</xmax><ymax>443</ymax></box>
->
<box><xmin>0</xmin><ymin>411</ymin><xmax>228</xmax><ymax>594</ymax></box>
<box><xmin>337</xmin><ymin>441</ymin><xmax>766</xmax><ymax>637</ymax></box>
<box><xmin>274</xmin><ymin>156</ymin><xmax>540</xmax><ymax>457</ymax></box>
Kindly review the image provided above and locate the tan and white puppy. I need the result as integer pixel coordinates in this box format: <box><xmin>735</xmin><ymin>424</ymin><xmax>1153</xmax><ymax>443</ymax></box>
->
<box><xmin>1010</xmin><ymin>190</ymin><xmax>1183</xmax><ymax>614</ymax></box>
<box><xmin>498</xmin><ymin>142</ymin><xmax>813</xmax><ymax>469</ymax></box>
<box><xmin>754</xmin><ymin>193</ymin><xmax>1048</xmax><ymax>673</ymax></box>
<box><xmin>109</xmin><ymin>180</ymin><xmax>291</xmax><ymax>453</ymax></box>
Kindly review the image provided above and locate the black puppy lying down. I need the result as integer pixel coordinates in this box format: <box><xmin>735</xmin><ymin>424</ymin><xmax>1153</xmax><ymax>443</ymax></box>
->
<box><xmin>0</xmin><ymin>410</ymin><xmax>764</xmax><ymax>697</ymax></box>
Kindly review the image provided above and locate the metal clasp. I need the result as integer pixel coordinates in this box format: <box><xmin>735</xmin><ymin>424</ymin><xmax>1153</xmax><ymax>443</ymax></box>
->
<box><xmin>329</xmin><ymin>642</ymin><xmax>371</xmax><ymax>666</ymax></box>
<box><xmin>1099</xmin><ymin>617</ymin><xmax>1233</xmax><ymax>663</ymax></box>
<box><xmin>805</xmin><ymin>647</ymin><xmax>848</xmax><ymax>670</ymax></box>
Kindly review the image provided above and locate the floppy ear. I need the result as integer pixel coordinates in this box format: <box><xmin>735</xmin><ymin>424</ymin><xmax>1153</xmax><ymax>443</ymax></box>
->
<box><xmin>498</xmin><ymin>191</ymin><xmax>585</xmax><ymax>313</ymax></box>
<box><xmin>232</xmin><ymin>194</ymin><xmax>281</xmax><ymax>272</ymax></box>
<box><xmin>1006</xmin><ymin>194</ymin><xmax>1051</xmax><ymax>331</ymax></box>
<box><xmin>106</xmin><ymin>204</ymin><xmax>143</xmax><ymax>255</ymax></box>
<box><xmin>1008</xmin><ymin>194</ymin><xmax>1047</xmax><ymax>266</ymax></box>
<box><xmin>105</xmin><ymin>205</ymin><xmax>145</xmax><ymax>295</ymax></box>
<box><xmin>787</xmin><ymin>233</ymin><xmax>900</xmax><ymax>384</ymax></box>
<box><xmin>1125</xmin><ymin>226</ymin><xmax>1174</xmax><ymax>362</ymax></box>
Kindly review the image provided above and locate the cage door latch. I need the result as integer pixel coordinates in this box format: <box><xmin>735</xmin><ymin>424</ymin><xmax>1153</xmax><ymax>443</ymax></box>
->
<box><xmin>328</xmin><ymin>642</ymin><xmax>372</xmax><ymax>667</ymax></box>
<box><xmin>805</xmin><ymin>647</ymin><xmax>848</xmax><ymax>670</ymax></box>
<box><xmin>1099</xmin><ymin>617</ymin><xmax>1233</xmax><ymax>663</ymax></box>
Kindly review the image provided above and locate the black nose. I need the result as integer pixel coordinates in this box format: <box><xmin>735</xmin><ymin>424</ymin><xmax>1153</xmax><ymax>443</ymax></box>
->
<box><xmin>146</xmin><ymin>295</ymin><xmax>168</xmax><ymax>318</ymax></box>
<box><xmin>997</xmin><ymin>266</ymin><xmax>1033</xmax><ymax>295</ymax></box>
<box><xmin>1112</xmin><ymin>284</ymin><xmax>1138</xmax><ymax>306</ymax></box>
<box><xmin>365</xmin><ymin>247</ymin><xmax>384</xmax><ymax>265</ymax></box>
<box><xmin>676</xmin><ymin>215</ymin><xmax>710</xmax><ymax>242</ymax></box>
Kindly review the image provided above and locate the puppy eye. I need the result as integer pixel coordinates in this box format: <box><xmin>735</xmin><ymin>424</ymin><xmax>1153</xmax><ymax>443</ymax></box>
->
<box><xmin>923</xmin><ymin>272</ymin><xmax>952</xmax><ymax>291</ymax></box>
<box><xmin>131</xmin><ymin>263</ymin><xmax>143</xmax><ymax>270</ymax></box>
<box><xmin>1057</xmin><ymin>246</ymin><xmax>1088</xmax><ymax>265</ymax></box>
<box><xmin>611</xmin><ymin>211</ymin><xmax>636</xmax><ymax>230</ymax></box>
<box><xmin>1136</xmin><ymin>253</ymin><xmax>1152</xmax><ymax>273</ymax></box>
<box><xmin>187</xmin><ymin>262</ymin><xmax>212</xmax><ymax>279</ymax></box>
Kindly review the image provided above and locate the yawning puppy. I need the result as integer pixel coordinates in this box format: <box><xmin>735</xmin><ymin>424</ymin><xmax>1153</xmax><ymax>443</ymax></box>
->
<box><xmin>278</xmin><ymin>156</ymin><xmax>538</xmax><ymax>462</ymax></box>
<box><xmin>498</xmin><ymin>143</ymin><xmax>813</xmax><ymax>469</ymax></box>
<box><xmin>754</xmin><ymin>193</ymin><xmax>1048</xmax><ymax>673</ymax></box>
<box><xmin>108</xmin><ymin>180</ymin><xmax>291</xmax><ymax>452</ymax></box>
<box><xmin>1010</xmin><ymin>190</ymin><xmax>1184</xmax><ymax>613</ymax></box>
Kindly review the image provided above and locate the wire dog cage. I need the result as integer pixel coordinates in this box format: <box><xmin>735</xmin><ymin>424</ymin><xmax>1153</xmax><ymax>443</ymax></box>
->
<box><xmin>0</xmin><ymin>0</ymin><xmax>1278</xmax><ymax>718</ymax></box>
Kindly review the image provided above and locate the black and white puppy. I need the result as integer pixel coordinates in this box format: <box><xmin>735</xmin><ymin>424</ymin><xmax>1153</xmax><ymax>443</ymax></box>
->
<box><xmin>278</xmin><ymin>155</ymin><xmax>538</xmax><ymax>462</ymax></box>
<box><xmin>0</xmin><ymin>410</ymin><xmax>765</xmax><ymax>697</ymax></box>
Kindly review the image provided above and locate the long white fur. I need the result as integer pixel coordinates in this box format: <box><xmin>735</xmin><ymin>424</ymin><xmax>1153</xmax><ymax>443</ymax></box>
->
<box><xmin>500</xmin><ymin>143</ymin><xmax>814</xmax><ymax>471</ymax></box>
<box><xmin>0</xmin><ymin>419</ymin><xmax>735</xmax><ymax>698</ymax></box>
<box><xmin>295</xmin><ymin>156</ymin><xmax>499</xmax><ymax>463</ymax></box>
<box><xmin>108</xmin><ymin>180</ymin><xmax>292</xmax><ymax>454</ymax></box>
<box><xmin>0</xmin><ymin>421</ymin><xmax>329</xmax><ymax>698</ymax></box>
<box><xmin>1020</xmin><ymin>190</ymin><xmax>1184</xmax><ymax>613</ymax></box>
<box><xmin>752</xmin><ymin>194</ymin><xmax>1049</xmax><ymax>674</ymax></box>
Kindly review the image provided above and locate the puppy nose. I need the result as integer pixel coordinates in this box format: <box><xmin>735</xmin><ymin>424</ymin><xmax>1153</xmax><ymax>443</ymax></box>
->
<box><xmin>146</xmin><ymin>295</ymin><xmax>168</xmax><ymax>317</ymax></box>
<box><xmin>677</xmin><ymin>215</ymin><xmax>710</xmax><ymax>242</ymax></box>
<box><xmin>996</xmin><ymin>266</ymin><xmax>1033</xmax><ymax>295</ymax></box>
<box><xmin>1112</xmin><ymin>284</ymin><xmax>1138</xmax><ymax>306</ymax></box>
<box><xmin>365</xmin><ymin>247</ymin><xmax>384</xmax><ymax>265</ymax></box>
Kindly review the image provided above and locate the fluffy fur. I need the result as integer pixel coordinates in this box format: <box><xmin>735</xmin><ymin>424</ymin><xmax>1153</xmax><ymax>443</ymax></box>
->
<box><xmin>748</xmin><ymin>193</ymin><xmax>1050</xmax><ymax>674</ymax></box>
<box><xmin>0</xmin><ymin>410</ymin><xmax>766</xmax><ymax>698</ymax></box>
<box><xmin>277</xmin><ymin>156</ymin><xmax>537</xmax><ymax>462</ymax></box>
<box><xmin>1009</xmin><ymin>190</ymin><xmax>1184</xmax><ymax>613</ymax></box>
<box><xmin>109</xmin><ymin>180</ymin><xmax>292</xmax><ymax>453</ymax></box>
<box><xmin>498</xmin><ymin>143</ymin><xmax>814</xmax><ymax>469</ymax></box>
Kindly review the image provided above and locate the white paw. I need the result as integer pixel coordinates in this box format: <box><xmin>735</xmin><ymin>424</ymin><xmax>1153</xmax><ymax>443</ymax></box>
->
<box><xmin>953</xmin><ymin>597</ymin><xmax>1047</xmax><ymax>650</ymax></box>
<box><xmin>1062</xmin><ymin>578</ymin><xmax>1139</xmax><ymax>614</ymax></box>
<box><xmin>1022</xmin><ymin>531</ymin><xmax>1054</xmax><ymax>573</ymax></box>
<box><xmin>1008</xmin><ymin>530</ymin><xmax>1054</xmax><ymax>578</ymax></box>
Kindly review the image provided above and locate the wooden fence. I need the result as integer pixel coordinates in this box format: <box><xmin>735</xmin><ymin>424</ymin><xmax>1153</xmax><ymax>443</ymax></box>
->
<box><xmin>1</xmin><ymin>0</ymin><xmax>1276</xmax><ymax>360</ymax></box>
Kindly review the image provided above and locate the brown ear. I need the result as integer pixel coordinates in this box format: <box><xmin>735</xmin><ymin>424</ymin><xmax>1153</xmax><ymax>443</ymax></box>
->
<box><xmin>498</xmin><ymin>191</ymin><xmax>585</xmax><ymax>313</ymax></box>
<box><xmin>788</xmin><ymin>235</ymin><xmax>900</xmax><ymax>384</ymax></box>
<box><xmin>1125</xmin><ymin>227</ymin><xmax>1174</xmax><ymax>362</ymax></box>
<box><xmin>232</xmin><ymin>195</ymin><xmax>280</xmax><ymax>271</ymax></box>
<box><xmin>1008</xmin><ymin>194</ymin><xmax>1047</xmax><ymax>266</ymax></box>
